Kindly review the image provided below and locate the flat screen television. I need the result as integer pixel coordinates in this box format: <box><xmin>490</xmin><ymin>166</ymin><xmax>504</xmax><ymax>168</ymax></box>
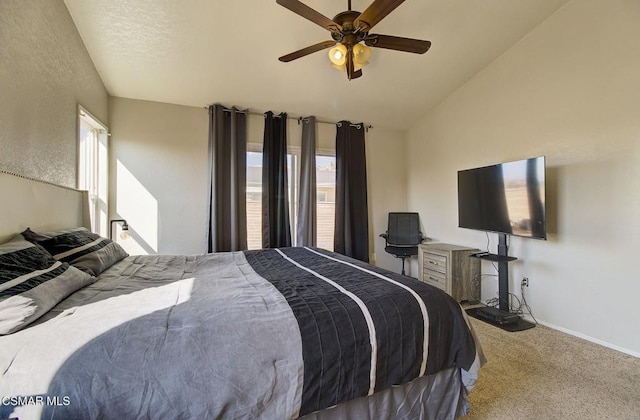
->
<box><xmin>458</xmin><ymin>156</ymin><xmax>546</xmax><ymax>240</ymax></box>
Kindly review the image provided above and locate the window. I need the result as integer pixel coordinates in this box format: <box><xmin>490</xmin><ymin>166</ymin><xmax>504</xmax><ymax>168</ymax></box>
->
<box><xmin>246</xmin><ymin>151</ymin><xmax>263</xmax><ymax>250</ymax></box>
<box><xmin>78</xmin><ymin>106</ymin><xmax>109</xmax><ymax>237</ymax></box>
<box><xmin>246</xmin><ymin>150</ymin><xmax>297</xmax><ymax>250</ymax></box>
<box><xmin>316</xmin><ymin>154</ymin><xmax>336</xmax><ymax>251</ymax></box>
<box><xmin>246</xmin><ymin>149</ymin><xmax>335</xmax><ymax>251</ymax></box>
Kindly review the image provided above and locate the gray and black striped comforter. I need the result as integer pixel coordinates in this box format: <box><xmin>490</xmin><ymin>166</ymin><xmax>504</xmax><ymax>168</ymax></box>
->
<box><xmin>0</xmin><ymin>247</ymin><xmax>481</xmax><ymax>420</ymax></box>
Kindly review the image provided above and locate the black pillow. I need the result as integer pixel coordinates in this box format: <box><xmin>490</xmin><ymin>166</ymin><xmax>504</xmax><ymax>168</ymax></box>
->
<box><xmin>22</xmin><ymin>227</ymin><xmax>128</xmax><ymax>276</ymax></box>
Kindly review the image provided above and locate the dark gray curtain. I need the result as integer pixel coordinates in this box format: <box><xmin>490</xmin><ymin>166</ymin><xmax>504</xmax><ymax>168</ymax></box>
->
<box><xmin>297</xmin><ymin>116</ymin><xmax>317</xmax><ymax>247</ymax></box>
<box><xmin>334</xmin><ymin>121</ymin><xmax>369</xmax><ymax>262</ymax></box>
<box><xmin>262</xmin><ymin>111</ymin><xmax>291</xmax><ymax>248</ymax></box>
<box><xmin>207</xmin><ymin>104</ymin><xmax>247</xmax><ymax>252</ymax></box>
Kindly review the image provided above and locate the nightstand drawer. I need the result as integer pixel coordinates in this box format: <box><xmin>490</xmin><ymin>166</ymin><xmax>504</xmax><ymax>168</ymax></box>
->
<box><xmin>419</xmin><ymin>243</ymin><xmax>481</xmax><ymax>302</ymax></box>
<box><xmin>423</xmin><ymin>269</ymin><xmax>447</xmax><ymax>290</ymax></box>
<box><xmin>423</xmin><ymin>253</ymin><xmax>447</xmax><ymax>274</ymax></box>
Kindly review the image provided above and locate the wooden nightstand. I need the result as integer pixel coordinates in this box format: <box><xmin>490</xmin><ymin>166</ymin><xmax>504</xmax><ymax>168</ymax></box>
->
<box><xmin>418</xmin><ymin>243</ymin><xmax>481</xmax><ymax>302</ymax></box>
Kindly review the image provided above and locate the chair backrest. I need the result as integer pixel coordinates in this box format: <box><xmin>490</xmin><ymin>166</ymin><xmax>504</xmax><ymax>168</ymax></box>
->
<box><xmin>386</xmin><ymin>212</ymin><xmax>422</xmax><ymax>246</ymax></box>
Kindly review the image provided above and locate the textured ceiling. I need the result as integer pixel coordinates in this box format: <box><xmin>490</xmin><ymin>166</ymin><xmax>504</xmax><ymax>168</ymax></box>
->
<box><xmin>63</xmin><ymin>0</ymin><xmax>569</xmax><ymax>130</ymax></box>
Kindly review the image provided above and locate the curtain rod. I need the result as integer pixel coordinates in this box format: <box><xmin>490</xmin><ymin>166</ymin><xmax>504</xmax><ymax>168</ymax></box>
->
<box><xmin>204</xmin><ymin>105</ymin><xmax>373</xmax><ymax>131</ymax></box>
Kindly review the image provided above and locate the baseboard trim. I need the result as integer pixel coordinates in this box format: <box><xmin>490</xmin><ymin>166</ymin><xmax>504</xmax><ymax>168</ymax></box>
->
<box><xmin>528</xmin><ymin>318</ymin><xmax>640</xmax><ymax>358</ymax></box>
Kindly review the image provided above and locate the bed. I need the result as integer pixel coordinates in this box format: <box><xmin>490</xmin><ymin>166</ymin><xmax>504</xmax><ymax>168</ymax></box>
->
<box><xmin>0</xmin><ymin>171</ymin><xmax>484</xmax><ymax>420</ymax></box>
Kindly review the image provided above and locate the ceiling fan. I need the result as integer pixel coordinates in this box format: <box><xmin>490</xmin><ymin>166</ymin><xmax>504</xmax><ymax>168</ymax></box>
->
<box><xmin>276</xmin><ymin>0</ymin><xmax>431</xmax><ymax>80</ymax></box>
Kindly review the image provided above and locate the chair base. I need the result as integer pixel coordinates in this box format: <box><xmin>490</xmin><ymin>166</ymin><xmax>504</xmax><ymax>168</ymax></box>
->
<box><xmin>384</xmin><ymin>246</ymin><xmax>418</xmax><ymax>276</ymax></box>
<box><xmin>391</xmin><ymin>256</ymin><xmax>410</xmax><ymax>276</ymax></box>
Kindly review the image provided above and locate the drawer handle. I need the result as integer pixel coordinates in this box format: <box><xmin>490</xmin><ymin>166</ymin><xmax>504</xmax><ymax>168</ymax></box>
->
<box><xmin>429</xmin><ymin>261</ymin><xmax>437</xmax><ymax>265</ymax></box>
<box><xmin>429</xmin><ymin>276</ymin><xmax>439</xmax><ymax>282</ymax></box>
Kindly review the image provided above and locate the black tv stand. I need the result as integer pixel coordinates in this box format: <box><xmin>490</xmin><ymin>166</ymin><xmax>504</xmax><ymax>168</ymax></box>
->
<box><xmin>473</xmin><ymin>306</ymin><xmax>519</xmax><ymax>325</ymax></box>
<box><xmin>466</xmin><ymin>306</ymin><xmax>535</xmax><ymax>332</ymax></box>
<box><xmin>467</xmin><ymin>233</ymin><xmax>535</xmax><ymax>332</ymax></box>
<box><xmin>470</xmin><ymin>252</ymin><xmax>517</xmax><ymax>263</ymax></box>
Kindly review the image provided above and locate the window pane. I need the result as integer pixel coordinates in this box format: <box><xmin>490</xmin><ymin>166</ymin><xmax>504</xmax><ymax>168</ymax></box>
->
<box><xmin>246</xmin><ymin>152</ymin><xmax>262</xmax><ymax>250</ymax></box>
<box><xmin>288</xmin><ymin>154</ymin><xmax>297</xmax><ymax>244</ymax></box>
<box><xmin>246</xmin><ymin>151</ymin><xmax>297</xmax><ymax>250</ymax></box>
<box><xmin>316</xmin><ymin>155</ymin><xmax>336</xmax><ymax>251</ymax></box>
<box><xmin>79</xmin><ymin>119</ymin><xmax>99</xmax><ymax>232</ymax></box>
<box><xmin>78</xmin><ymin>108</ymin><xmax>108</xmax><ymax>236</ymax></box>
<box><xmin>78</xmin><ymin>122</ymin><xmax>94</xmax><ymax>192</ymax></box>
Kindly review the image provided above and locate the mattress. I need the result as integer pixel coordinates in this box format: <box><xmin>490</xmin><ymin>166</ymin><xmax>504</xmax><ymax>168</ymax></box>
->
<box><xmin>0</xmin><ymin>247</ymin><xmax>482</xmax><ymax>419</ymax></box>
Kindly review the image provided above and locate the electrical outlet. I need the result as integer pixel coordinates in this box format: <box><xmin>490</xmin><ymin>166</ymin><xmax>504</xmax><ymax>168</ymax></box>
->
<box><xmin>521</xmin><ymin>277</ymin><xmax>529</xmax><ymax>287</ymax></box>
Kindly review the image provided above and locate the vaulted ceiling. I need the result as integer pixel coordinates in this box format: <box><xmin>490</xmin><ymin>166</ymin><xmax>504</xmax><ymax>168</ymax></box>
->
<box><xmin>64</xmin><ymin>0</ymin><xmax>569</xmax><ymax>130</ymax></box>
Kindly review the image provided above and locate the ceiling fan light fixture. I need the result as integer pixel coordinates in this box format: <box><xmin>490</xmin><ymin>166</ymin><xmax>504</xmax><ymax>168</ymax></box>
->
<box><xmin>353</xmin><ymin>61</ymin><xmax>369</xmax><ymax>71</ymax></box>
<box><xmin>331</xmin><ymin>63</ymin><xmax>346</xmax><ymax>72</ymax></box>
<box><xmin>353</xmin><ymin>43</ymin><xmax>372</xmax><ymax>65</ymax></box>
<box><xmin>328</xmin><ymin>43</ymin><xmax>348</xmax><ymax>66</ymax></box>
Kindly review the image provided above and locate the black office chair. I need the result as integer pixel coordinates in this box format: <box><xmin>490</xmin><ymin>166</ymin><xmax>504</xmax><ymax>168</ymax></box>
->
<box><xmin>380</xmin><ymin>212</ymin><xmax>425</xmax><ymax>276</ymax></box>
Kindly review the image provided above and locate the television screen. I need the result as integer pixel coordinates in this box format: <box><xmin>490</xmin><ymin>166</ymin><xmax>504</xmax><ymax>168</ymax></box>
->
<box><xmin>458</xmin><ymin>157</ymin><xmax>546</xmax><ymax>239</ymax></box>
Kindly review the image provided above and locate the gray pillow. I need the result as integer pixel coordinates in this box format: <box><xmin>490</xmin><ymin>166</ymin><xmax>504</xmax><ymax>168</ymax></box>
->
<box><xmin>0</xmin><ymin>236</ymin><xmax>96</xmax><ymax>335</ymax></box>
<box><xmin>22</xmin><ymin>227</ymin><xmax>128</xmax><ymax>276</ymax></box>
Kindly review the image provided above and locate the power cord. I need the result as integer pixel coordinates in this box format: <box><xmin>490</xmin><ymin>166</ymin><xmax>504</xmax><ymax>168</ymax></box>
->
<box><xmin>517</xmin><ymin>280</ymin><xmax>538</xmax><ymax>324</ymax></box>
<box><xmin>481</xmin><ymin>232</ymin><xmax>537</xmax><ymax>323</ymax></box>
<box><xmin>469</xmin><ymin>272</ymin><xmax>497</xmax><ymax>302</ymax></box>
<box><xmin>484</xmin><ymin>282</ymin><xmax>537</xmax><ymax>324</ymax></box>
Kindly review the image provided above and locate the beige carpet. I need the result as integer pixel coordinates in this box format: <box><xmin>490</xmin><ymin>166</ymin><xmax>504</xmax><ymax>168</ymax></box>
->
<box><xmin>464</xmin><ymin>317</ymin><xmax>640</xmax><ymax>419</ymax></box>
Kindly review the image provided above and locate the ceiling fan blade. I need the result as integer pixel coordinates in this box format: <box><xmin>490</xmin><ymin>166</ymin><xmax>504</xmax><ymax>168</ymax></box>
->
<box><xmin>365</xmin><ymin>34</ymin><xmax>431</xmax><ymax>54</ymax></box>
<box><xmin>279</xmin><ymin>40</ymin><xmax>337</xmax><ymax>62</ymax></box>
<box><xmin>276</xmin><ymin>0</ymin><xmax>342</xmax><ymax>32</ymax></box>
<box><xmin>354</xmin><ymin>0</ymin><xmax>406</xmax><ymax>32</ymax></box>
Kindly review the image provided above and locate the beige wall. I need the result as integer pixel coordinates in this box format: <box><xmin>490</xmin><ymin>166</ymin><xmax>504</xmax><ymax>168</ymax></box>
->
<box><xmin>0</xmin><ymin>0</ymin><xmax>108</xmax><ymax>188</ymax></box>
<box><xmin>406</xmin><ymin>0</ymin><xmax>640</xmax><ymax>355</ymax></box>
<box><xmin>365</xmin><ymin>127</ymin><xmax>409</xmax><ymax>273</ymax></box>
<box><xmin>108</xmin><ymin>97</ymin><xmax>208</xmax><ymax>254</ymax></box>
<box><xmin>109</xmin><ymin>101</ymin><xmax>408</xmax><ymax>271</ymax></box>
